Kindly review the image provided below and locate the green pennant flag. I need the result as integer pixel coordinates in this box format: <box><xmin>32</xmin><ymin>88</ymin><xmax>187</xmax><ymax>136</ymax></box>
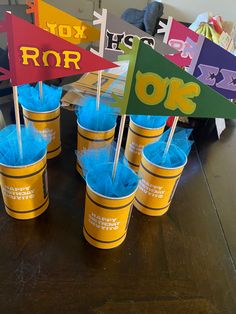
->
<box><xmin>112</xmin><ymin>38</ymin><xmax>236</xmax><ymax>119</ymax></box>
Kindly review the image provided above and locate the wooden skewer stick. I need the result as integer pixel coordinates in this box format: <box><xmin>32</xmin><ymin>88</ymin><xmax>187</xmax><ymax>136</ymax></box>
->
<box><xmin>12</xmin><ymin>86</ymin><xmax>23</xmax><ymax>161</ymax></box>
<box><xmin>96</xmin><ymin>71</ymin><xmax>102</xmax><ymax>111</ymax></box>
<box><xmin>39</xmin><ymin>81</ymin><xmax>43</xmax><ymax>100</ymax></box>
<box><xmin>163</xmin><ymin>116</ymin><xmax>179</xmax><ymax>160</ymax></box>
<box><xmin>112</xmin><ymin>115</ymin><xmax>126</xmax><ymax>180</ymax></box>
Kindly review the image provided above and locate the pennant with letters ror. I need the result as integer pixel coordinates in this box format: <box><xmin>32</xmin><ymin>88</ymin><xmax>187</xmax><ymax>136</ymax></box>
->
<box><xmin>111</xmin><ymin>38</ymin><xmax>236</xmax><ymax>119</ymax></box>
<box><xmin>91</xmin><ymin>9</ymin><xmax>177</xmax><ymax>61</ymax></box>
<box><xmin>0</xmin><ymin>12</ymin><xmax>117</xmax><ymax>86</ymax></box>
<box><xmin>26</xmin><ymin>0</ymin><xmax>100</xmax><ymax>44</ymax></box>
<box><xmin>158</xmin><ymin>16</ymin><xmax>199</xmax><ymax>68</ymax></box>
<box><xmin>188</xmin><ymin>35</ymin><xmax>236</xmax><ymax>99</ymax></box>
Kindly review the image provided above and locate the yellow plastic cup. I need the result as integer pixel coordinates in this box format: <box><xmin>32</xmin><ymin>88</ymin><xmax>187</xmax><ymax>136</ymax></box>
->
<box><xmin>22</xmin><ymin>105</ymin><xmax>61</xmax><ymax>159</ymax></box>
<box><xmin>134</xmin><ymin>143</ymin><xmax>187</xmax><ymax>216</ymax></box>
<box><xmin>0</xmin><ymin>152</ymin><xmax>49</xmax><ymax>220</ymax></box>
<box><xmin>83</xmin><ymin>164</ymin><xmax>138</xmax><ymax>249</ymax></box>
<box><xmin>76</xmin><ymin>121</ymin><xmax>116</xmax><ymax>176</ymax></box>
<box><xmin>125</xmin><ymin>117</ymin><xmax>166</xmax><ymax>172</ymax></box>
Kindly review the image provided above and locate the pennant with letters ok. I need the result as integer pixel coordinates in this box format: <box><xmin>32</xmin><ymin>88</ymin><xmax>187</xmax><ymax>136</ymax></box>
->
<box><xmin>112</xmin><ymin>38</ymin><xmax>236</xmax><ymax>119</ymax></box>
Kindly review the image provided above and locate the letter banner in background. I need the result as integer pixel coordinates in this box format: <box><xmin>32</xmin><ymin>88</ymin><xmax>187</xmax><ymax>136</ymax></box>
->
<box><xmin>188</xmin><ymin>35</ymin><xmax>236</xmax><ymax>99</ymax></box>
<box><xmin>26</xmin><ymin>0</ymin><xmax>100</xmax><ymax>44</ymax></box>
<box><xmin>111</xmin><ymin>38</ymin><xmax>236</xmax><ymax>119</ymax></box>
<box><xmin>92</xmin><ymin>9</ymin><xmax>177</xmax><ymax>61</ymax></box>
<box><xmin>0</xmin><ymin>12</ymin><xmax>117</xmax><ymax>86</ymax></box>
<box><xmin>158</xmin><ymin>16</ymin><xmax>199</xmax><ymax>68</ymax></box>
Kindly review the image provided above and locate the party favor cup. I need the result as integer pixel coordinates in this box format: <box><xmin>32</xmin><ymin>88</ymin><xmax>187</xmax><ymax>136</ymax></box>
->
<box><xmin>83</xmin><ymin>166</ymin><xmax>138</xmax><ymax>249</ymax></box>
<box><xmin>0</xmin><ymin>152</ymin><xmax>49</xmax><ymax>220</ymax></box>
<box><xmin>22</xmin><ymin>105</ymin><xmax>61</xmax><ymax>159</ymax></box>
<box><xmin>125</xmin><ymin>117</ymin><xmax>166</xmax><ymax>172</ymax></box>
<box><xmin>134</xmin><ymin>144</ymin><xmax>187</xmax><ymax>216</ymax></box>
<box><xmin>76</xmin><ymin>121</ymin><xmax>116</xmax><ymax>176</ymax></box>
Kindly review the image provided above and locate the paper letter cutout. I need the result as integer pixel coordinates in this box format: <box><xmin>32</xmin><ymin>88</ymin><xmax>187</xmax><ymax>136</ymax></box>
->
<box><xmin>111</xmin><ymin>38</ymin><xmax>236</xmax><ymax>119</ymax></box>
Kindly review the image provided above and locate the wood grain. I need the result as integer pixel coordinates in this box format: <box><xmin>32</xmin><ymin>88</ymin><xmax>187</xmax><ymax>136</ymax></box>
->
<box><xmin>0</xmin><ymin>109</ymin><xmax>235</xmax><ymax>313</ymax></box>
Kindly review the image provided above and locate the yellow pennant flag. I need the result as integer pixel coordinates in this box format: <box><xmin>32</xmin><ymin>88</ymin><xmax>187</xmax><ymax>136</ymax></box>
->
<box><xmin>26</xmin><ymin>0</ymin><xmax>100</xmax><ymax>45</ymax></box>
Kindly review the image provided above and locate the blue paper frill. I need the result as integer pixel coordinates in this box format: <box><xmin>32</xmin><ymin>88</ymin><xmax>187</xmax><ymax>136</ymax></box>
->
<box><xmin>18</xmin><ymin>83</ymin><xmax>62</xmax><ymax>112</ymax></box>
<box><xmin>86</xmin><ymin>162</ymin><xmax>139</xmax><ymax>198</ymax></box>
<box><xmin>160</xmin><ymin>127</ymin><xmax>194</xmax><ymax>157</ymax></box>
<box><xmin>143</xmin><ymin>127</ymin><xmax>193</xmax><ymax>168</ymax></box>
<box><xmin>76</xmin><ymin>96</ymin><xmax>118</xmax><ymax>131</ymax></box>
<box><xmin>143</xmin><ymin>141</ymin><xmax>187</xmax><ymax>168</ymax></box>
<box><xmin>0</xmin><ymin>125</ymin><xmax>49</xmax><ymax>166</ymax></box>
<box><xmin>76</xmin><ymin>142</ymin><xmax>127</xmax><ymax>179</ymax></box>
<box><xmin>131</xmin><ymin>115</ymin><xmax>168</xmax><ymax>129</ymax></box>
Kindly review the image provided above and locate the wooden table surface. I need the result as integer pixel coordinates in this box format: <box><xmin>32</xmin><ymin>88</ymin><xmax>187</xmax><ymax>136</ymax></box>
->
<box><xmin>0</xmin><ymin>108</ymin><xmax>236</xmax><ymax>314</ymax></box>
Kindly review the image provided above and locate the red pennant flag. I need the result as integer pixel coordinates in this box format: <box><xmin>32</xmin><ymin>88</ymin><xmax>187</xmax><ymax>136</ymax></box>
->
<box><xmin>0</xmin><ymin>12</ymin><xmax>117</xmax><ymax>86</ymax></box>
